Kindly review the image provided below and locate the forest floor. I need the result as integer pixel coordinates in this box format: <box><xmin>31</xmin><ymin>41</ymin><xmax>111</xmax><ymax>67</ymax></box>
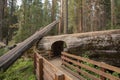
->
<box><xmin>0</xmin><ymin>57</ymin><xmax>36</xmax><ymax>80</ymax></box>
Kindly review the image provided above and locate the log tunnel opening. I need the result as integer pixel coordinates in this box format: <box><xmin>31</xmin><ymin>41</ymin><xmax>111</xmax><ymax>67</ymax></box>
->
<box><xmin>51</xmin><ymin>41</ymin><xmax>67</xmax><ymax>56</ymax></box>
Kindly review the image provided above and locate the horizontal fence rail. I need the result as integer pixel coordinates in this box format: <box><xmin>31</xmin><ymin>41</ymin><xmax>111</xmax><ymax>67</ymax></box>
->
<box><xmin>61</xmin><ymin>52</ymin><xmax>120</xmax><ymax>80</ymax></box>
<box><xmin>34</xmin><ymin>51</ymin><xmax>72</xmax><ymax>80</ymax></box>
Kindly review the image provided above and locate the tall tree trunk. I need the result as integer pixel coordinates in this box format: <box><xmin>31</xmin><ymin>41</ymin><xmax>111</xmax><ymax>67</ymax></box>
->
<box><xmin>8</xmin><ymin>0</ymin><xmax>14</xmax><ymax>42</ymax></box>
<box><xmin>83</xmin><ymin>0</ymin><xmax>87</xmax><ymax>32</ymax></box>
<box><xmin>75</xmin><ymin>0</ymin><xmax>83</xmax><ymax>33</ymax></box>
<box><xmin>59</xmin><ymin>0</ymin><xmax>64</xmax><ymax>34</ymax></box>
<box><xmin>111</xmin><ymin>0</ymin><xmax>116</xmax><ymax>26</ymax></box>
<box><xmin>4</xmin><ymin>0</ymin><xmax>8</xmax><ymax>44</ymax></box>
<box><xmin>79</xmin><ymin>0</ymin><xmax>83</xmax><ymax>33</ymax></box>
<box><xmin>63</xmin><ymin>0</ymin><xmax>68</xmax><ymax>34</ymax></box>
<box><xmin>51</xmin><ymin>0</ymin><xmax>56</xmax><ymax>21</ymax></box>
<box><xmin>0</xmin><ymin>0</ymin><xmax>3</xmax><ymax>41</ymax></box>
<box><xmin>0</xmin><ymin>0</ymin><xmax>7</xmax><ymax>41</ymax></box>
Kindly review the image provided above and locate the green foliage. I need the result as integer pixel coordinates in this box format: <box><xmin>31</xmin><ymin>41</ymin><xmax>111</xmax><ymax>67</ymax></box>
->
<box><xmin>106</xmin><ymin>22</ymin><xmax>120</xmax><ymax>30</ymax></box>
<box><xmin>81</xmin><ymin>54</ymin><xmax>100</xmax><ymax>78</ymax></box>
<box><xmin>66</xmin><ymin>53</ymin><xmax>120</xmax><ymax>79</ymax></box>
<box><xmin>14</xmin><ymin>0</ymin><xmax>51</xmax><ymax>43</ymax></box>
<box><xmin>68</xmin><ymin>0</ymin><xmax>78</xmax><ymax>33</ymax></box>
<box><xmin>112</xmin><ymin>72</ymin><xmax>120</xmax><ymax>77</ymax></box>
<box><xmin>0</xmin><ymin>58</ymin><xmax>36</xmax><ymax>80</ymax></box>
<box><xmin>0</xmin><ymin>48</ymin><xmax>9</xmax><ymax>56</ymax></box>
<box><xmin>14</xmin><ymin>0</ymin><xmax>59</xmax><ymax>43</ymax></box>
<box><xmin>105</xmin><ymin>71</ymin><xmax>120</xmax><ymax>80</ymax></box>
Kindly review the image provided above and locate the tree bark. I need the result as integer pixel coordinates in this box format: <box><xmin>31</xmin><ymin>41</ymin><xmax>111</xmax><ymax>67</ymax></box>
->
<box><xmin>111</xmin><ymin>0</ymin><xmax>117</xmax><ymax>26</ymax></box>
<box><xmin>75</xmin><ymin>0</ymin><xmax>83</xmax><ymax>33</ymax></box>
<box><xmin>51</xmin><ymin>0</ymin><xmax>56</xmax><ymax>21</ymax></box>
<box><xmin>0</xmin><ymin>0</ymin><xmax>4</xmax><ymax>41</ymax></box>
<box><xmin>63</xmin><ymin>0</ymin><xmax>68</xmax><ymax>34</ymax></box>
<box><xmin>0</xmin><ymin>0</ymin><xmax>7</xmax><ymax>42</ymax></box>
<box><xmin>59</xmin><ymin>0</ymin><xmax>64</xmax><ymax>34</ymax></box>
<box><xmin>38</xmin><ymin>29</ymin><xmax>120</xmax><ymax>52</ymax></box>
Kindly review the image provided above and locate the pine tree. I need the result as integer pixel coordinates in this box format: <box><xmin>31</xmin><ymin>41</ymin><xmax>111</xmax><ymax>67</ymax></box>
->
<box><xmin>15</xmin><ymin>0</ymin><xmax>49</xmax><ymax>42</ymax></box>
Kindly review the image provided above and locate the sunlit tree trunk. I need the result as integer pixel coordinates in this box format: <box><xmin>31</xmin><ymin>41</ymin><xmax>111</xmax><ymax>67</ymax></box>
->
<box><xmin>79</xmin><ymin>0</ymin><xmax>83</xmax><ymax>33</ymax></box>
<box><xmin>63</xmin><ymin>0</ymin><xmax>68</xmax><ymax>34</ymax></box>
<box><xmin>59</xmin><ymin>0</ymin><xmax>64</xmax><ymax>34</ymax></box>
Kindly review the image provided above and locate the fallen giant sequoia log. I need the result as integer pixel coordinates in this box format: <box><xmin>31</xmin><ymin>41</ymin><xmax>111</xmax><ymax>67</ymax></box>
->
<box><xmin>38</xmin><ymin>29</ymin><xmax>120</xmax><ymax>52</ymax></box>
<box><xmin>0</xmin><ymin>20</ymin><xmax>59</xmax><ymax>71</ymax></box>
<box><xmin>38</xmin><ymin>29</ymin><xmax>120</xmax><ymax>67</ymax></box>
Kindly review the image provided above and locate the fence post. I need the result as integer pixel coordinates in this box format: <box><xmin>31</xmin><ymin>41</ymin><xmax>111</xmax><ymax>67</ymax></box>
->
<box><xmin>55</xmin><ymin>72</ymin><xmax>64</xmax><ymax>80</ymax></box>
<box><xmin>77</xmin><ymin>60</ymin><xmax>81</xmax><ymax>75</ymax></box>
<box><xmin>38</xmin><ymin>57</ymin><xmax>43</xmax><ymax>80</ymax></box>
<box><xmin>34</xmin><ymin>53</ymin><xmax>36</xmax><ymax>74</ymax></box>
<box><xmin>100</xmin><ymin>67</ymin><xmax>106</xmax><ymax>80</ymax></box>
<box><xmin>61</xmin><ymin>52</ymin><xmax>64</xmax><ymax>65</ymax></box>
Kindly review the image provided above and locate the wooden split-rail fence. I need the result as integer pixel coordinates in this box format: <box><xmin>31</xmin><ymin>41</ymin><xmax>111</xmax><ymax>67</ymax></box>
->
<box><xmin>34</xmin><ymin>52</ymin><xmax>72</xmax><ymax>80</ymax></box>
<box><xmin>34</xmin><ymin>51</ymin><xmax>120</xmax><ymax>80</ymax></box>
<box><xmin>61</xmin><ymin>52</ymin><xmax>120</xmax><ymax>80</ymax></box>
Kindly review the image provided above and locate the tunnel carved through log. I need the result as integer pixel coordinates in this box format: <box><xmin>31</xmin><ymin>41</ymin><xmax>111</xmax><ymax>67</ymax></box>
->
<box><xmin>51</xmin><ymin>41</ymin><xmax>67</xmax><ymax>56</ymax></box>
